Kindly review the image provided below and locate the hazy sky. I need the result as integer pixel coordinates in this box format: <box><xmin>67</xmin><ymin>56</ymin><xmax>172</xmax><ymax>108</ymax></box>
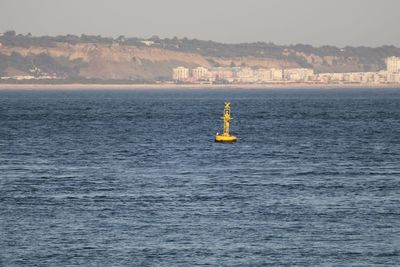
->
<box><xmin>1</xmin><ymin>0</ymin><xmax>399</xmax><ymax>47</ymax></box>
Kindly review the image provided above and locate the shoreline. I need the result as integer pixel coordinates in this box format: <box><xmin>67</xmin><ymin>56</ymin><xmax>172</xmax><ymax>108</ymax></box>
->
<box><xmin>0</xmin><ymin>83</ymin><xmax>400</xmax><ymax>90</ymax></box>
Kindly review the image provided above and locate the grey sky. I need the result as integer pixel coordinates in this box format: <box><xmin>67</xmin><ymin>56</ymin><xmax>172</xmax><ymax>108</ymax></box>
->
<box><xmin>0</xmin><ymin>0</ymin><xmax>399</xmax><ymax>47</ymax></box>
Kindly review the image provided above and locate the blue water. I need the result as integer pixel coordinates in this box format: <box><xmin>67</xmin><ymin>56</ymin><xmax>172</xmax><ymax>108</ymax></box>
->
<box><xmin>1</xmin><ymin>89</ymin><xmax>400</xmax><ymax>266</ymax></box>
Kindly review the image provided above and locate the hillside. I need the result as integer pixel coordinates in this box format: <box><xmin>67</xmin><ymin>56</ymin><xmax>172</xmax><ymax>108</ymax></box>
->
<box><xmin>1</xmin><ymin>31</ymin><xmax>400</xmax><ymax>82</ymax></box>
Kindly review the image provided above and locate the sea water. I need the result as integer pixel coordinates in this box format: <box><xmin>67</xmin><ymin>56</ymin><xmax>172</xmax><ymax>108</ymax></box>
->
<box><xmin>1</xmin><ymin>89</ymin><xmax>399</xmax><ymax>266</ymax></box>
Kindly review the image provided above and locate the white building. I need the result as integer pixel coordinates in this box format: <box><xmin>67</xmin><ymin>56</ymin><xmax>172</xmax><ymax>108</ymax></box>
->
<box><xmin>330</xmin><ymin>73</ymin><xmax>344</xmax><ymax>82</ymax></box>
<box><xmin>236</xmin><ymin>67</ymin><xmax>257</xmax><ymax>83</ymax></box>
<box><xmin>270</xmin><ymin>68</ymin><xmax>283</xmax><ymax>81</ymax></box>
<box><xmin>192</xmin><ymin>67</ymin><xmax>209</xmax><ymax>81</ymax></box>
<box><xmin>172</xmin><ymin>66</ymin><xmax>189</xmax><ymax>81</ymax></box>
<box><xmin>387</xmin><ymin>73</ymin><xmax>400</xmax><ymax>83</ymax></box>
<box><xmin>141</xmin><ymin>40</ymin><xmax>155</xmax><ymax>46</ymax></box>
<box><xmin>386</xmin><ymin>56</ymin><xmax>400</xmax><ymax>74</ymax></box>
<box><xmin>210</xmin><ymin>67</ymin><xmax>234</xmax><ymax>82</ymax></box>
<box><xmin>256</xmin><ymin>69</ymin><xmax>273</xmax><ymax>82</ymax></box>
<box><xmin>284</xmin><ymin>68</ymin><xmax>314</xmax><ymax>81</ymax></box>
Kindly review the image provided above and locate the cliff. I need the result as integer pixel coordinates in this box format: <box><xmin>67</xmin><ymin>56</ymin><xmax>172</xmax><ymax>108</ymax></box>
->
<box><xmin>1</xmin><ymin>32</ymin><xmax>400</xmax><ymax>82</ymax></box>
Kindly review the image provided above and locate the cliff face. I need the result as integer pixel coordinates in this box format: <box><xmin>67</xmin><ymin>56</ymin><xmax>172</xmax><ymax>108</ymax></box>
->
<box><xmin>0</xmin><ymin>43</ymin><xmax>213</xmax><ymax>80</ymax></box>
<box><xmin>1</xmin><ymin>43</ymin><xmax>304</xmax><ymax>81</ymax></box>
<box><xmin>1</xmin><ymin>35</ymin><xmax>399</xmax><ymax>81</ymax></box>
<box><xmin>0</xmin><ymin>43</ymin><xmax>304</xmax><ymax>80</ymax></box>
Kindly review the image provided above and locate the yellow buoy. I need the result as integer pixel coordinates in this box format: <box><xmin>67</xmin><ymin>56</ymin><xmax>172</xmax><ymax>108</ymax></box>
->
<box><xmin>215</xmin><ymin>102</ymin><xmax>237</xmax><ymax>143</ymax></box>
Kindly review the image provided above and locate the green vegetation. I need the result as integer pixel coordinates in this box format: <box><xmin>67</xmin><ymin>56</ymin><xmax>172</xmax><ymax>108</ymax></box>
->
<box><xmin>1</xmin><ymin>31</ymin><xmax>400</xmax><ymax>82</ymax></box>
<box><xmin>0</xmin><ymin>51</ymin><xmax>86</xmax><ymax>78</ymax></box>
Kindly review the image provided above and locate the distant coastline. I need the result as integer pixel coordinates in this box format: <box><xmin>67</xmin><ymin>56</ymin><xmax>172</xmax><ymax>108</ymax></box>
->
<box><xmin>1</xmin><ymin>83</ymin><xmax>400</xmax><ymax>90</ymax></box>
<box><xmin>2</xmin><ymin>32</ymin><xmax>400</xmax><ymax>87</ymax></box>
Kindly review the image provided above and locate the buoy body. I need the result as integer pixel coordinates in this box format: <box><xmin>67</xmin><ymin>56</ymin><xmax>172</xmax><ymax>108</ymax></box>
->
<box><xmin>215</xmin><ymin>102</ymin><xmax>237</xmax><ymax>143</ymax></box>
<box><xmin>215</xmin><ymin>134</ymin><xmax>237</xmax><ymax>142</ymax></box>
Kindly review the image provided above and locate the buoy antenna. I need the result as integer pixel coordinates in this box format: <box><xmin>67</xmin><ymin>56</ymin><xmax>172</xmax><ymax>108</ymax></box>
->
<box><xmin>223</xmin><ymin>102</ymin><xmax>232</xmax><ymax>135</ymax></box>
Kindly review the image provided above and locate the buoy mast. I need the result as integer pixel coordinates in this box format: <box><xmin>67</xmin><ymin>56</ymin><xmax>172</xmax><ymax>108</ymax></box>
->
<box><xmin>223</xmin><ymin>102</ymin><xmax>231</xmax><ymax>136</ymax></box>
<box><xmin>215</xmin><ymin>102</ymin><xmax>237</xmax><ymax>142</ymax></box>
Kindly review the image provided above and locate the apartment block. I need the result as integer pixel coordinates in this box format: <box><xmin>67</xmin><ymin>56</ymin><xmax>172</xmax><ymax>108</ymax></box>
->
<box><xmin>386</xmin><ymin>56</ymin><xmax>400</xmax><ymax>74</ymax></box>
<box><xmin>192</xmin><ymin>67</ymin><xmax>210</xmax><ymax>81</ymax></box>
<box><xmin>270</xmin><ymin>68</ymin><xmax>283</xmax><ymax>81</ymax></box>
<box><xmin>172</xmin><ymin>66</ymin><xmax>190</xmax><ymax>81</ymax></box>
<box><xmin>284</xmin><ymin>68</ymin><xmax>314</xmax><ymax>81</ymax></box>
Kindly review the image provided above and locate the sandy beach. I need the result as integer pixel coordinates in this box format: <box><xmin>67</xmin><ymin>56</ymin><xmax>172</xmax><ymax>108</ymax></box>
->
<box><xmin>1</xmin><ymin>83</ymin><xmax>400</xmax><ymax>90</ymax></box>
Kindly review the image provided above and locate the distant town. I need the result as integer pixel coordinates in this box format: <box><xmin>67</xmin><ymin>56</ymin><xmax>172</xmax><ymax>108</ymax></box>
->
<box><xmin>2</xmin><ymin>56</ymin><xmax>400</xmax><ymax>86</ymax></box>
<box><xmin>1</xmin><ymin>31</ymin><xmax>400</xmax><ymax>86</ymax></box>
<box><xmin>173</xmin><ymin>57</ymin><xmax>400</xmax><ymax>85</ymax></box>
